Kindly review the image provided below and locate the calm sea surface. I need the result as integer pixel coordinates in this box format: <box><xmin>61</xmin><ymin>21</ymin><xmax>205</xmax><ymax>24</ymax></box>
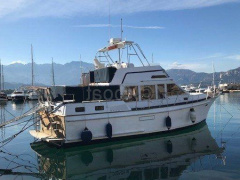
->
<box><xmin>0</xmin><ymin>93</ymin><xmax>240</xmax><ymax>180</ymax></box>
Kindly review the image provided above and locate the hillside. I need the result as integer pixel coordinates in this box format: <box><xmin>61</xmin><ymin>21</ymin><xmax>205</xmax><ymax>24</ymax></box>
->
<box><xmin>2</xmin><ymin>61</ymin><xmax>240</xmax><ymax>89</ymax></box>
<box><xmin>167</xmin><ymin>68</ymin><xmax>240</xmax><ymax>86</ymax></box>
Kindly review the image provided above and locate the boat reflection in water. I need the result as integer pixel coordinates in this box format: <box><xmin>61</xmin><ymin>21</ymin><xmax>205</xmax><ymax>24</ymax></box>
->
<box><xmin>31</xmin><ymin>122</ymin><xmax>224</xmax><ymax>180</ymax></box>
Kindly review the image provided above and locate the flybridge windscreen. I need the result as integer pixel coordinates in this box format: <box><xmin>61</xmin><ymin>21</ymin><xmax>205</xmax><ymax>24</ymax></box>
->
<box><xmin>50</xmin><ymin>85</ymin><xmax>120</xmax><ymax>102</ymax></box>
<box><xmin>93</xmin><ymin>67</ymin><xmax>117</xmax><ymax>83</ymax></box>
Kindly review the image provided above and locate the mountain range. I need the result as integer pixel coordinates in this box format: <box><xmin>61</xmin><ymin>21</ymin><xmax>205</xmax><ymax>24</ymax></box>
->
<box><xmin>167</xmin><ymin>68</ymin><xmax>240</xmax><ymax>86</ymax></box>
<box><xmin>2</xmin><ymin>61</ymin><xmax>94</xmax><ymax>89</ymax></box>
<box><xmin>2</xmin><ymin>61</ymin><xmax>240</xmax><ymax>89</ymax></box>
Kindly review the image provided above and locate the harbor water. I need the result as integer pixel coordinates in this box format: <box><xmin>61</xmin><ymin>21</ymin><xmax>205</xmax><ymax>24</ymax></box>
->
<box><xmin>0</xmin><ymin>93</ymin><xmax>240</xmax><ymax>179</ymax></box>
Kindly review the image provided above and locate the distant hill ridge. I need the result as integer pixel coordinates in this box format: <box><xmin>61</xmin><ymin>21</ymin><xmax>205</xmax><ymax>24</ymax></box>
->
<box><xmin>2</xmin><ymin>61</ymin><xmax>240</xmax><ymax>89</ymax></box>
<box><xmin>3</xmin><ymin>61</ymin><xmax>94</xmax><ymax>89</ymax></box>
<box><xmin>167</xmin><ymin>68</ymin><xmax>240</xmax><ymax>86</ymax></box>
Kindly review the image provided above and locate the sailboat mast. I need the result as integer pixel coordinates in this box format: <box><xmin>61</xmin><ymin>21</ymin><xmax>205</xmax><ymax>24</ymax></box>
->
<box><xmin>0</xmin><ymin>59</ymin><xmax>1</xmax><ymax>91</ymax></box>
<box><xmin>2</xmin><ymin>65</ymin><xmax>4</xmax><ymax>91</ymax></box>
<box><xmin>80</xmin><ymin>55</ymin><xmax>82</xmax><ymax>84</ymax></box>
<box><xmin>51</xmin><ymin>58</ymin><xmax>55</xmax><ymax>86</ymax></box>
<box><xmin>31</xmin><ymin>44</ymin><xmax>34</xmax><ymax>86</ymax></box>
<box><xmin>121</xmin><ymin>18</ymin><xmax>123</xmax><ymax>40</ymax></box>
<box><xmin>212</xmin><ymin>62</ymin><xmax>215</xmax><ymax>87</ymax></box>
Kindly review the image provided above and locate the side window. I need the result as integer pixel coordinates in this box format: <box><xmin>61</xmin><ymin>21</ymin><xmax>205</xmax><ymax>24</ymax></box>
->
<box><xmin>122</xmin><ymin>86</ymin><xmax>139</xmax><ymax>102</ymax></box>
<box><xmin>151</xmin><ymin>75</ymin><xmax>167</xmax><ymax>78</ymax></box>
<box><xmin>167</xmin><ymin>84</ymin><xmax>185</xmax><ymax>96</ymax></box>
<box><xmin>95</xmin><ymin>106</ymin><xmax>104</xmax><ymax>111</ymax></box>
<box><xmin>141</xmin><ymin>85</ymin><xmax>156</xmax><ymax>100</ymax></box>
<box><xmin>158</xmin><ymin>84</ymin><xmax>165</xmax><ymax>99</ymax></box>
<box><xmin>75</xmin><ymin>107</ymin><xmax>85</xmax><ymax>112</ymax></box>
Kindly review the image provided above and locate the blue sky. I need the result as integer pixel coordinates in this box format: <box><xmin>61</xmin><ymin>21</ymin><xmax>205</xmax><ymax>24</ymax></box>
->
<box><xmin>0</xmin><ymin>0</ymin><xmax>240</xmax><ymax>73</ymax></box>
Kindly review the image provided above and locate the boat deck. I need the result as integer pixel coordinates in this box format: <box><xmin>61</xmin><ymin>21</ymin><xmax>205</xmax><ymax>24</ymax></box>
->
<box><xmin>29</xmin><ymin>130</ymin><xmax>64</xmax><ymax>142</ymax></box>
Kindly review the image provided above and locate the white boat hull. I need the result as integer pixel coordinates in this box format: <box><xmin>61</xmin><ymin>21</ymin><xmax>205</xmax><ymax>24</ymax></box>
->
<box><xmin>30</xmin><ymin>97</ymin><xmax>214</xmax><ymax>144</ymax></box>
<box><xmin>11</xmin><ymin>95</ymin><xmax>25</xmax><ymax>101</ymax></box>
<box><xmin>65</xmin><ymin>98</ymin><xmax>213</xmax><ymax>143</ymax></box>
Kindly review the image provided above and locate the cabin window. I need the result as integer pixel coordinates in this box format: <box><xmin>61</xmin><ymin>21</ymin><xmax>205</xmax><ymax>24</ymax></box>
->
<box><xmin>63</xmin><ymin>94</ymin><xmax>74</xmax><ymax>101</ymax></box>
<box><xmin>158</xmin><ymin>84</ymin><xmax>165</xmax><ymax>99</ymax></box>
<box><xmin>75</xmin><ymin>107</ymin><xmax>85</xmax><ymax>112</ymax></box>
<box><xmin>167</xmin><ymin>84</ymin><xmax>185</xmax><ymax>96</ymax></box>
<box><xmin>151</xmin><ymin>75</ymin><xmax>167</xmax><ymax>78</ymax></box>
<box><xmin>122</xmin><ymin>86</ymin><xmax>139</xmax><ymax>102</ymax></box>
<box><xmin>95</xmin><ymin>106</ymin><xmax>104</xmax><ymax>111</ymax></box>
<box><xmin>141</xmin><ymin>85</ymin><xmax>156</xmax><ymax>100</ymax></box>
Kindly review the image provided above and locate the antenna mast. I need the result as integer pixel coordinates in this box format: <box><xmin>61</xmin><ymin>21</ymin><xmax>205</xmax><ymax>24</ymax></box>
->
<box><xmin>51</xmin><ymin>58</ymin><xmax>55</xmax><ymax>86</ymax></box>
<box><xmin>108</xmin><ymin>0</ymin><xmax>111</xmax><ymax>40</ymax></box>
<box><xmin>31</xmin><ymin>44</ymin><xmax>34</xmax><ymax>86</ymax></box>
<box><xmin>118</xmin><ymin>18</ymin><xmax>123</xmax><ymax>64</ymax></box>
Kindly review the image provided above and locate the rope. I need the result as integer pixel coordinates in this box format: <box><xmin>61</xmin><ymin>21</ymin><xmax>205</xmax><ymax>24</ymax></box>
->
<box><xmin>0</xmin><ymin>115</ymin><xmax>39</xmax><ymax>148</ymax></box>
<box><xmin>0</xmin><ymin>104</ymin><xmax>42</xmax><ymax>128</ymax></box>
<box><xmin>4</xmin><ymin>115</ymin><xmax>39</xmax><ymax>128</ymax></box>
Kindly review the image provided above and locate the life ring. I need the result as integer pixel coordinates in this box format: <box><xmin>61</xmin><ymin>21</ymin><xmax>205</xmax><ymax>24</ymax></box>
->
<box><xmin>142</xmin><ymin>86</ymin><xmax>153</xmax><ymax>99</ymax></box>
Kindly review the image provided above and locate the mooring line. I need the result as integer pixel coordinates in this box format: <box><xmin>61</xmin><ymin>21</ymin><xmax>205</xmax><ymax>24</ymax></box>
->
<box><xmin>0</xmin><ymin>104</ymin><xmax>43</xmax><ymax>128</ymax></box>
<box><xmin>3</xmin><ymin>107</ymin><xmax>16</xmax><ymax>118</ymax></box>
<box><xmin>0</xmin><ymin>150</ymin><xmax>38</xmax><ymax>169</ymax></box>
<box><xmin>220</xmin><ymin>104</ymin><xmax>233</xmax><ymax>117</ymax></box>
<box><xmin>4</xmin><ymin>115</ymin><xmax>39</xmax><ymax>128</ymax></box>
<box><xmin>0</xmin><ymin>116</ymin><xmax>40</xmax><ymax>148</ymax></box>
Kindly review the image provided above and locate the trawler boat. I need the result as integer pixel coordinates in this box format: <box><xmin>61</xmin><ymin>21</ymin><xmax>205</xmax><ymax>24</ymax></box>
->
<box><xmin>31</xmin><ymin>122</ymin><xmax>224</xmax><ymax>180</ymax></box>
<box><xmin>10</xmin><ymin>90</ymin><xmax>25</xmax><ymax>102</ymax></box>
<box><xmin>29</xmin><ymin>38</ymin><xmax>218</xmax><ymax>145</ymax></box>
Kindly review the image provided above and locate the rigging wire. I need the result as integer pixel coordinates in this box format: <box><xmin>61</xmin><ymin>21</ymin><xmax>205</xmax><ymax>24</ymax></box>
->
<box><xmin>0</xmin><ymin>115</ymin><xmax>39</xmax><ymax>148</ymax></box>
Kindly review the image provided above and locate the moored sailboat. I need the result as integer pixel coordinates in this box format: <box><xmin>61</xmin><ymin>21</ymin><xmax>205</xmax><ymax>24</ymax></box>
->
<box><xmin>27</xmin><ymin>44</ymin><xmax>39</xmax><ymax>100</ymax></box>
<box><xmin>0</xmin><ymin>61</ymin><xmax>7</xmax><ymax>101</ymax></box>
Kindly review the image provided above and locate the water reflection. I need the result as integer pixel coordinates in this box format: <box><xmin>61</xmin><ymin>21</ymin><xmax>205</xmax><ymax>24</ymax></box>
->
<box><xmin>31</xmin><ymin>122</ymin><xmax>224</xmax><ymax>180</ymax></box>
<box><xmin>0</xmin><ymin>103</ymin><xmax>6</xmax><ymax>139</ymax></box>
<box><xmin>11</xmin><ymin>101</ymin><xmax>25</xmax><ymax>111</ymax></box>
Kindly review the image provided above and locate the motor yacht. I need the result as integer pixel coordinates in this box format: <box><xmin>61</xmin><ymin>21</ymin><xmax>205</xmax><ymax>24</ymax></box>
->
<box><xmin>30</xmin><ymin>38</ymin><xmax>218</xmax><ymax>145</ymax></box>
<box><xmin>11</xmin><ymin>90</ymin><xmax>25</xmax><ymax>102</ymax></box>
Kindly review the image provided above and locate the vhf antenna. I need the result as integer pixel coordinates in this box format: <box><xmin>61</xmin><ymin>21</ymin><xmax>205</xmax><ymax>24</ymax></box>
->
<box><xmin>108</xmin><ymin>0</ymin><xmax>111</xmax><ymax>40</ymax></box>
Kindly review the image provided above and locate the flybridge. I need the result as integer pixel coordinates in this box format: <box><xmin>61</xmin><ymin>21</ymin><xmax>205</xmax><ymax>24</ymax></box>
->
<box><xmin>96</xmin><ymin>38</ymin><xmax>150</xmax><ymax>67</ymax></box>
<box><xmin>98</xmin><ymin>38</ymin><xmax>133</xmax><ymax>52</ymax></box>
